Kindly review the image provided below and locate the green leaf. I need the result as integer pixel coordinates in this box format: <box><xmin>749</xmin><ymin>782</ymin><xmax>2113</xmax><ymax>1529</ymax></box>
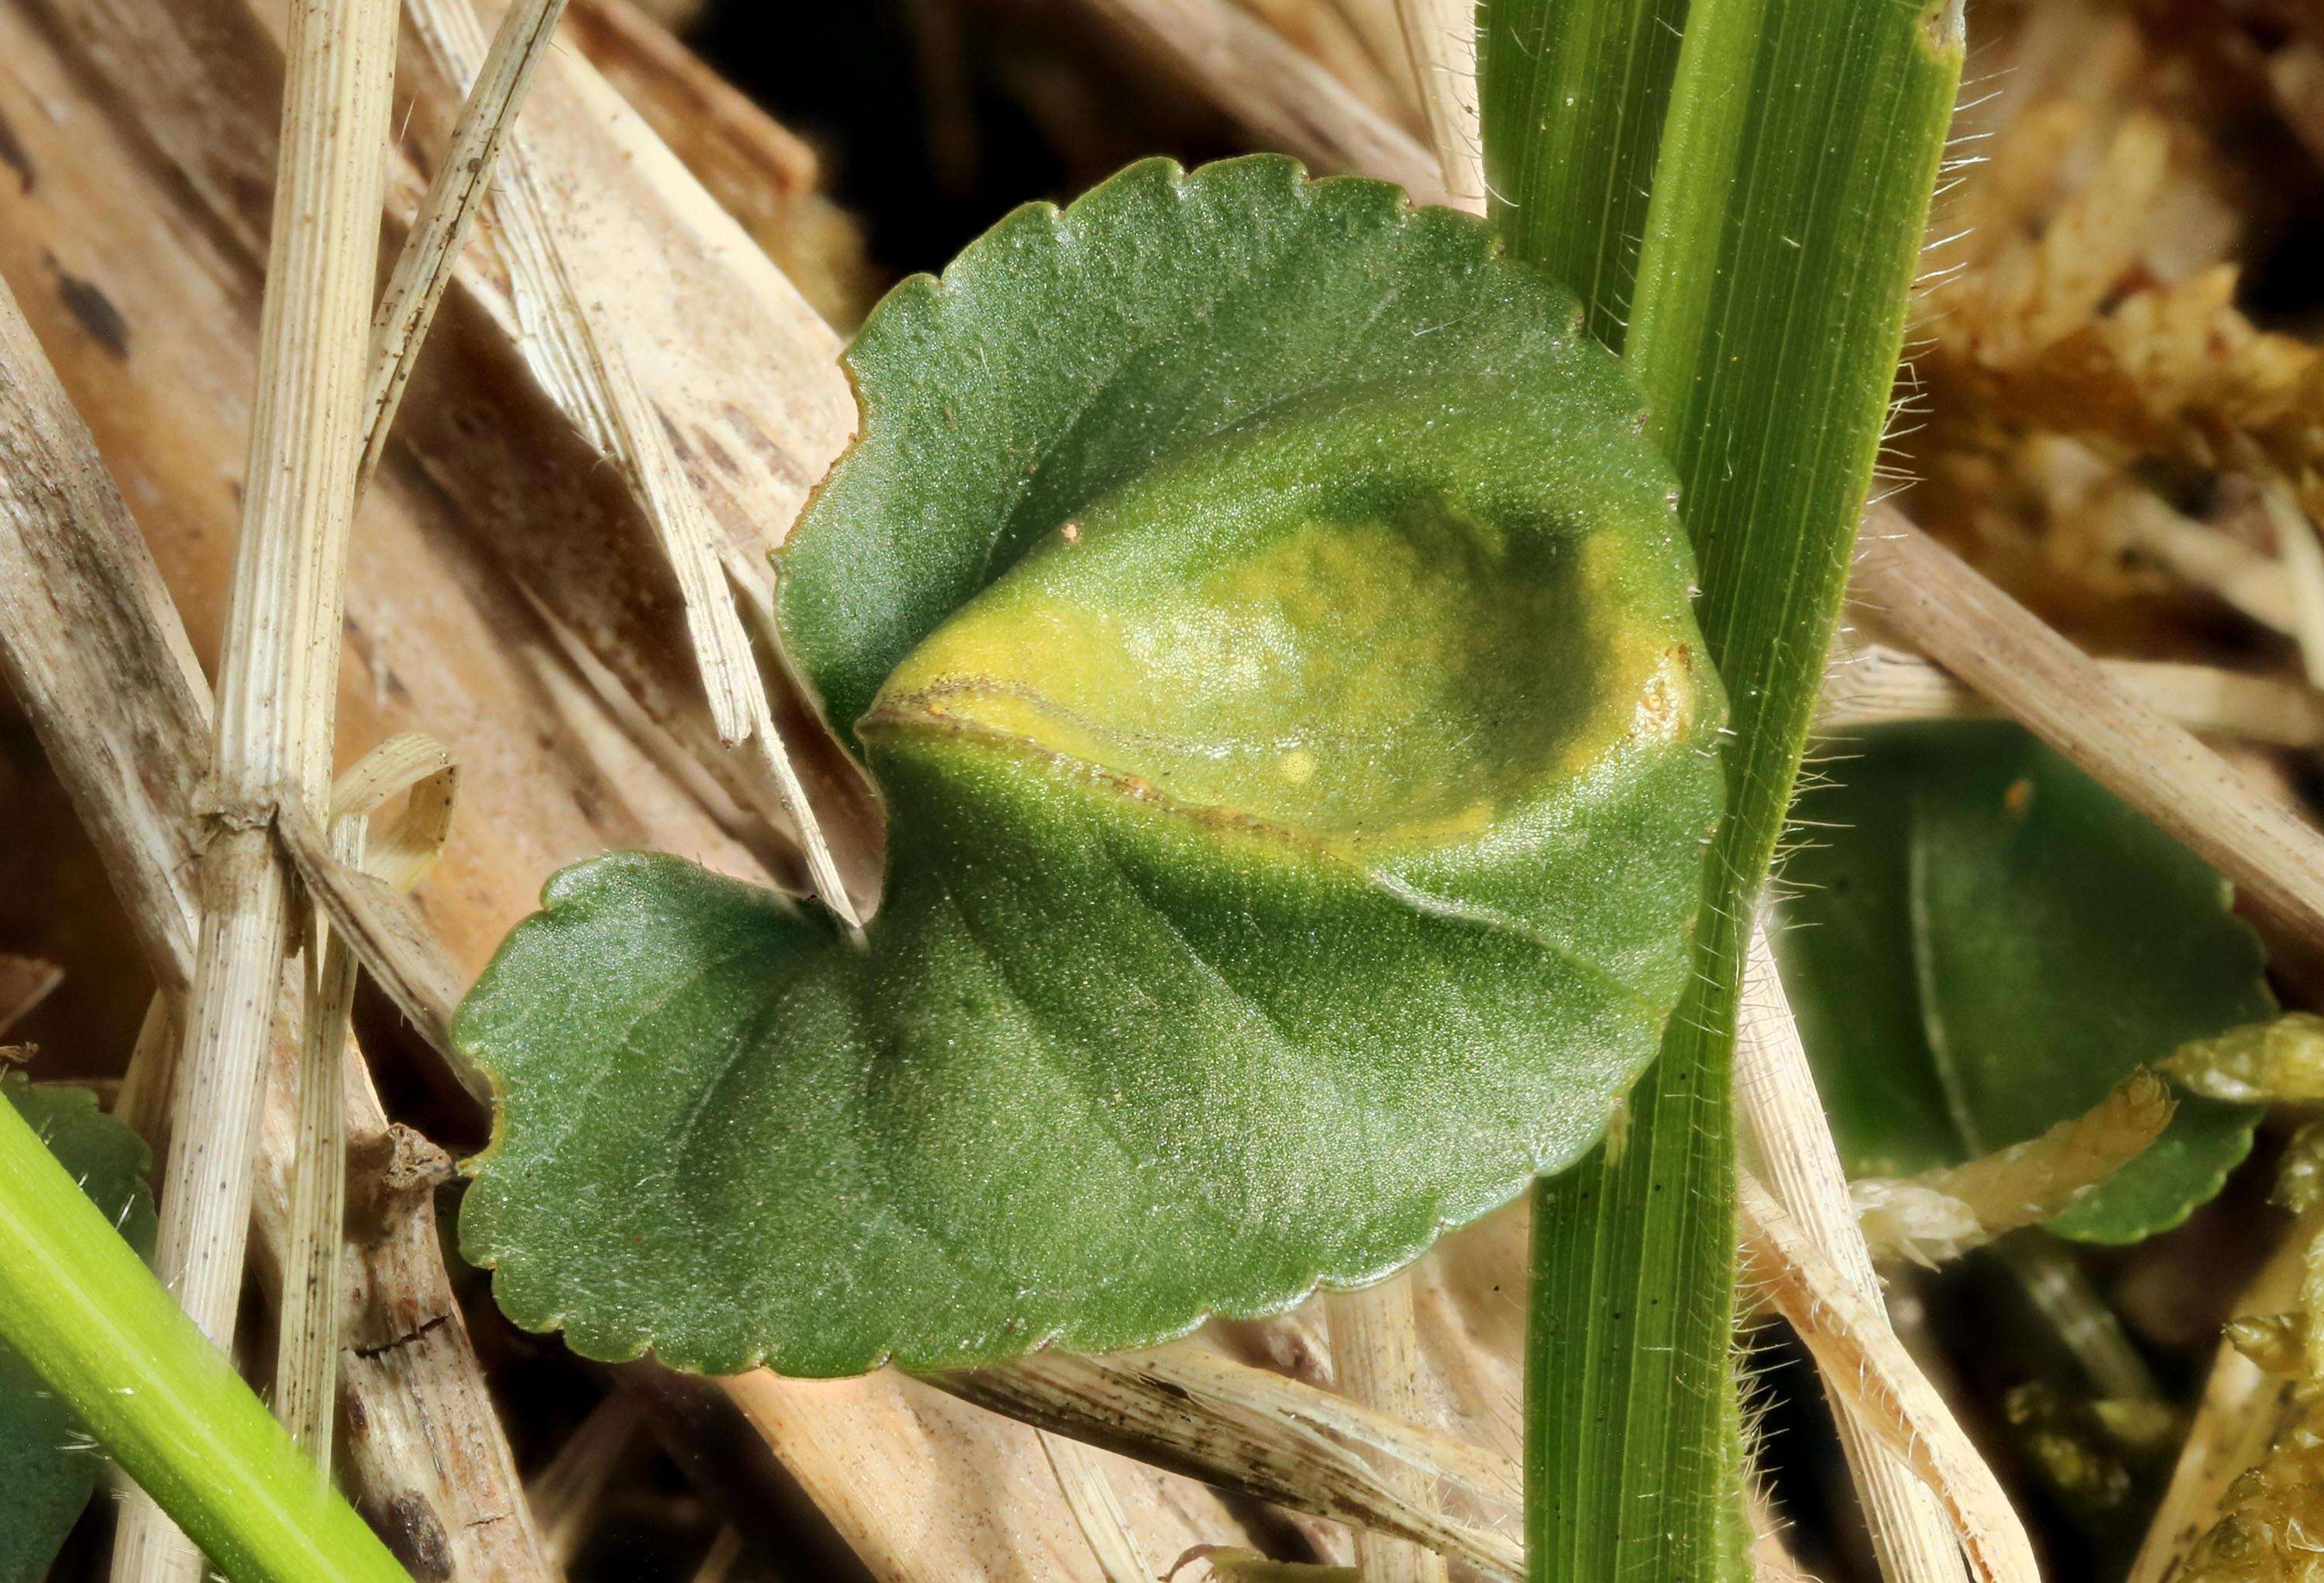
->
<box><xmin>0</xmin><ymin>1077</ymin><xmax>153</xmax><ymax>1582</ymax></box>
<box><xmin>1486</xmin><ymin>0</ymin><xmax>1964</xmax><ymax>1570</ymax></box>
<box><xmin>458</xmin><ymin>154</ymin><xmax>1727</xmax><ymax>1376</ymax></box>
<box><xmin>1776</xmin><ymin>722</ymin><xmax>2268</xmax><ymax>1242</ymax></box>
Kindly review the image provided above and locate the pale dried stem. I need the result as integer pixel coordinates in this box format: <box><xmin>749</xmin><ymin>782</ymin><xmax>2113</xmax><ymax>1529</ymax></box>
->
<box><xmin>361</xmin><ymin>0</ymin><xmax>572</xmax><ymax>485</ymax></box>
<box><xmin>402</xmin><ymin>0</ymin><xmax>862</xmax><ymax>929</ymax></box>
<box><xmin>1326</xmin><ymin>1279</ymin><xmax>1451</xmax><ymax>1583</ymax></box>
<box><xmin>1736</xmin><ymin>925</ymin><xmax>1972</xmax><ymax>1583</ymax></box>
<box><xmin>530</xmin><ymin>1389</ymin><xmax>648</xmax><ymax>1570</ymax></box>
<box><xmin>2116</xmin><ymin>497</ymin><xmax>2298</xmax><ymax>637</ymax></box>
<box><xmin>119</xmin><ymin>0</ymin><xmax>401</xmax><ymax>1571</ymax></box>
<box><xmin>944</xmin><ymin>1348</ymin><xmax>1522</xmax><ymax>1578</ymax></box>
<box><xmin>1738</xmin><ymin>1173</ymin><xmax>2040</xmax><ymax>1583</ymax></box>
<box><xmin>2257</xmin><ymin>469</ymin><xmax>2324</xmax><ymax>692</ymax></box>
<box><xmin>0</xmin><ymin>295</ymin><xmax>211</xmax><ymax>1008</ymax></box>
<box><xmin>273</xmin><ymin>809</ymin><xmax>360</xmax><ymax>1467</ymax></box>
<box><xmin>1820</xmin><ymin>641</ymin><xmax>2324</xmax><ymax>749</ymax></box>
<box><xmin>1392</xmin><ymin>0</ymin><xmax>1483</xmax><ymax>213</ymax></box>
<box><xmin>274</xmin><ymin>733</ymin><xmax>459</xmax><ymax>1468</ymax></box>
<box><xmin>689</xmin><ymin>1526</ymin><xmax>745</xmax><ymax>1583</ymax></box>
<box><xmin>1068</xmin><ymin>0</ymin><xmax>1449</xmax><ymax>204</ymax></box>
<box><xmin>1853</xmin><ymin>506</ymin><xmax>2324</xmax><ymax>953</ymax></box>
<box><xmin>1992</xmin><ymin>1236</ymin><xmax>2164</xmax><ymax>1407</ymax></box>
<box><xmin>1038</xmin><ymin>1432</ymin><xmax>1152</xmax><ymax>1583</ymax></box>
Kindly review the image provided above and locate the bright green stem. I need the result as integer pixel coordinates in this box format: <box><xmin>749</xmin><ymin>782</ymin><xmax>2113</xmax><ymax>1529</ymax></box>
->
<box><xmin>1493</xmin><ymin>0</ymin><xmax>1964</xmax><ymax>1574</ymax></box>
<box><xmin>0</xmin><ymin>1097</ymin><xmax>403</xmax><ymax>1581</ymax></box>
<box><xmin>1479</xmin><ymin>0</ymin><xmax>1687</xmax><ymax>342</ymax></box>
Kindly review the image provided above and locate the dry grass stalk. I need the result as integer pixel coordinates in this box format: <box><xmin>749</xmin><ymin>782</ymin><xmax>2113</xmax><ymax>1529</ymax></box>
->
<box><xmin>1852</xmin><ymin>1073</ymin><xmax>2176</xmax><ymax>1269</ymax></box>
<box><xmin>2257</xmin><ymin>469</ymin><xmax>2324</xmax><ymax>692</ymax></box>
<box><xmin>2114</xmin><ymin>499</ymin><xmax>2298</xmax><ymax>637</ymax></box>
<box><xmin>0</xmin><ymin>177</ymin><xmax>550</xmax><ymax>1576</ymax></box>
<box><xmin>1039</xmin><ymin>1431</ymin><xmax>1153</xmax><ymax>1583</ymax></box>
<box><xmin>274</xmin><ymin>733</ymin><xmax>460</xmax><ymax>1465</ymax></box>
<box><xmin>689</xmin><ymin>1525</ymin><xmax>745</xmax><ymax>1583</ymax></box>
<box><xmin>944</xmin><ymin>1348</ymin><xmax>1522</xmax><ymax>1578</ymax></box>
<box><xmin>1738</xmin><ymin>1172</ymin><xmax>2041</xmax><ymax>1583</ymax></box>
<box><xmin>1326</xmin><ymin>1279</ymin><xmax>1452</xmax><ymax>1583</ymax></box>
<box><xmin>117</xmin><ymin>0</ymin><xmax>402</xmax><ymax>1571</ymax></box>
<box><xmin>277</xmin><ymin>810</ymin><xmax>361</xmax><ymax>1467</ymax></box>
<box><xmin>1736</xmin><ymin>924</ymin><xmax>1973</xmax><ymax>1583</ymax></box>
<box><xmin>361</xmin><ymin>0</ymin><xmax>573</xmax><ymax>485</ymax></box>
<box><xmin>1393</xmin><ymin>0</ymin><xmax>1484</xmax><ymax>212</ymax></box>
<box><xmin>1820</xmin><ymin>641</ymin><xmax>2324</xmax><ymax>750</ymax></box>
<box><xmin>53</xmin><ymin>0</ymin><xmax>872</xmax><ymax>913</ymax></box>
<box><xmin>0</xmin><ymin>292</ymin><xmax>211</xmax><ymax>1011</ymax></box>
<box><xmin>1853</xmin><ymin>506</ymin><xmax>2324</xmax><ymax>953</ymax></box>
<box><xmin>530</xmin><ymin>1389</ymin><xmax>649</xmax><ymax>1569</ymax></box>
<box><xmin>402</xmin><ymin>0</ymin><xmax>861</xmax><ymax>930</ymax></box>
<box><xmin>1069</xmin><ymin>0</ymin><xmax>1449</xmax><ymax>203</ymax></box>
<box><xmin>277</xmin><ymin>808</ymin><xmax>476</xmax><ymax>1093</ymax></box>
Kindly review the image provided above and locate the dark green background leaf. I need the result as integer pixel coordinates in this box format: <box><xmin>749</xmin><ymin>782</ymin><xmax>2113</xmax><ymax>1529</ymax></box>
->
<box><xmin>459</xmin><ymin>156</ymin><xmax>1724</xmax><ymax>1375</ymax></box>
<box><xmin>1776</xmin><ymin>721</ymin><xmax>2268</xmax><ymax>1242</ymax></box>
<box><xmin>0</xmin><ymin>1076</ymin><xmax>155</xmax><ymax>1581</ymax></box>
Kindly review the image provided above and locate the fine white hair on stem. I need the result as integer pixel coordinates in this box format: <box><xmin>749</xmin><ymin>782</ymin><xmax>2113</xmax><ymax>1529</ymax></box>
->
<box><xmin>1394</xmin><ymin>0</ymin><xmax>1486</xmax><ymax>215</ymax></box>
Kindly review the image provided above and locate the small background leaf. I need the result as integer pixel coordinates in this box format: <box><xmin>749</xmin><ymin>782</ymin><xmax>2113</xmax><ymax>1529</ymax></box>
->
<box><xmin>459</xmin><ymin>155</ymin><xmax>1724</xmax><ymax>1377</ymax></box>
<box><xmin>1776</xmin><ymin>721</ymin><xmax>2268</xmax><ymax>1242</ymax></box>
<box><xmin>0</xmin><ymin>1075</ymin><xmax>155</xmax><ymax>1581</ymax></box>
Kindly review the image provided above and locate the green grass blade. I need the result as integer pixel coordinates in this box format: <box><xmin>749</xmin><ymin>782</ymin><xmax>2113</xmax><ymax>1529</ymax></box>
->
<box><xmin>1487</xmin><ymin>0</ymin><xmax>1965</xmax><ymax>1574</ymax></box>
<box><xmin>1478</xmin><ymin>0</ymin><xmax>1688</xmax><ymax>343</ymax></box>
<box><xmin>0</xmin><ymin>1094</ymin><xmax>401</xmax><ymax>1581</ymax></box>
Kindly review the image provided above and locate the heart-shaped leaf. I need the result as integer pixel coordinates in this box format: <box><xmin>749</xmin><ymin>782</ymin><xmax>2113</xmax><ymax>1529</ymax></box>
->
<box><xmin>0</xmin><ymin>1076</ymin><xmax>155</xmax><ymax>1579</ymax></box>
<box><xmin>1775</xmin><ymin>722</ymin><xmax>2268</xmax><ymax>1242</ymax></box>
<box><xmin>458</xmin><ymin>156</ymin><xmax>1725</xmax><ymax>1375</ymax></box>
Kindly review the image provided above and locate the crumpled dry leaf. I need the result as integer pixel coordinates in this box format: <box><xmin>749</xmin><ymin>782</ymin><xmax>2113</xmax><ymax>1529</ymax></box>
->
<box><xmin>1904</xmin><ymin>0</ymin><xmax>2324</xmax><ymax>624</ymax></box>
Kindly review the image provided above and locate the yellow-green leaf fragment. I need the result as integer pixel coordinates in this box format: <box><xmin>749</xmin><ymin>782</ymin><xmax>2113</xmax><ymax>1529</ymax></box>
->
<box><xmin>2165</xmin><ymin>1015</ymin><xmax>2324</xmax><ymax>1106</ymax></box>
<box><xmin>456</xmin><ymin>156</ymin><xmax>1724</xmax><ymax>1376</ymax></box>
